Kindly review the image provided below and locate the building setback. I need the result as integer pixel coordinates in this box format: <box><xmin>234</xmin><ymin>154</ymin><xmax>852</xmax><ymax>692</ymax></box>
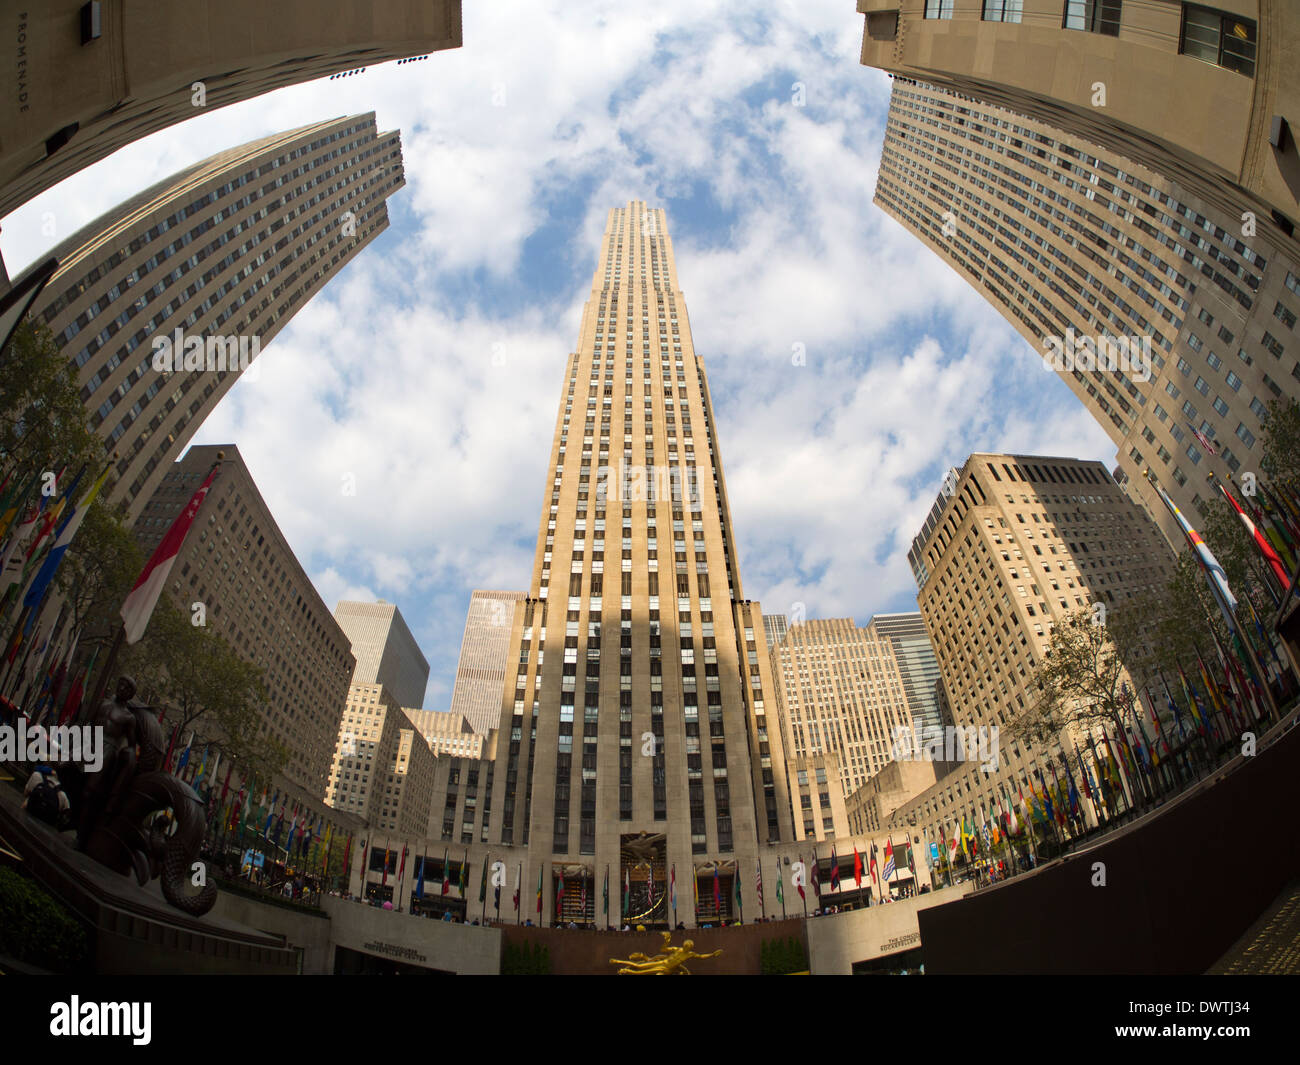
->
<box><xmin>874</xmin><ymin>78</ymin><xmax>1300</xmax><ymax>546</ymax></box>
<box><xmin>447</xmin><ymin>590</ymin><xmax>527</xmax><ymax>735</ymax></box>
<box><xmin>133</xmin><ymin>443</ymin><xmax>355</xmax><ymax>796</ymax></box>
<box><xmin>0</xmin><ymin>0</ymin><xmax>460</xmax><ymax>217</ymax></box>
<box><xmin>325</xmin><ymin>683</ymin><xmax>404</xmax><ymax>826</ymax></box>
<box><xmin>334</xmin><ymin>601</ymin><xmax>429</xmax><ymax>712</ymax></box>
<box><xmin>18</xmin><ymin>113</ymin><xmax>406</xmax><ymax>520</ymax></box>
<box><xmin>854</xmin><ymin>0</ymin><xmax>1298</xmax><ymax>246</ymax></box>
<box><xmin>402</xmin><ymin>708</ymin><xmax>484</xmax><ymax>760</ymax></box>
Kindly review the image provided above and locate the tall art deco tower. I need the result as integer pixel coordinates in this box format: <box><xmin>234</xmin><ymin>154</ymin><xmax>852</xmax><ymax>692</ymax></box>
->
<box><xmin>485</xmin><ymin>202</ymin><xmax>794</xmax><ymax>924</ymax></box>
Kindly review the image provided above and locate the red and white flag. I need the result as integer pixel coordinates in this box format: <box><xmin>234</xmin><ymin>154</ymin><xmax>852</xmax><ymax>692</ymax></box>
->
<box><xmin>120</xmin><ymin>462</ymin><xmax>220</xmax><ymax>643</ymax></box>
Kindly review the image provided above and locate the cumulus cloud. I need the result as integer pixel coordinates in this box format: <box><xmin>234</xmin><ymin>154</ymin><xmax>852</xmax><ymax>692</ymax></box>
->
<box><xmin>1</xmin><ymin>1</ymin><xmax>1115</xmax><ymax>708</ymax></box>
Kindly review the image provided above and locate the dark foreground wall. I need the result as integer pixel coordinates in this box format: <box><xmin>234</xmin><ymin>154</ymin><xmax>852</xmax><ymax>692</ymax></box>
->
<box><xmin>918</xmin><ymin>719</ymin><xmax>1300</xmax><ymax>974</ymax></box>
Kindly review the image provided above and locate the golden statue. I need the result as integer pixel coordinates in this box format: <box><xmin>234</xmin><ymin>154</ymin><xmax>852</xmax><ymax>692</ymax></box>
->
<box><xmin>610</xmin><ymin>930</ymin><xmax>722</xmax><ymax>975</ymax></box>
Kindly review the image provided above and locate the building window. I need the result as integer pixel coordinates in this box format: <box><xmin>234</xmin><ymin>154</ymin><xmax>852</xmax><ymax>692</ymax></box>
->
<box><xmin>1064</xmin><ymin>0</ymin><xmax>1122</xmax><ymax>36</ymax></box>
<box><xmin>1180</xmin><ymin>5</ymin><xmax>1257</xmax><ymax>77</ymax></box>
<box><xmin>924</xmin><ymin>0</ymin><xmax>955</xmax><ymax>17</ymax></box>
<box><xmin>982</xmin><ymin>0</ymin><xmax>1023</xmax><ymax>20</ymax></box>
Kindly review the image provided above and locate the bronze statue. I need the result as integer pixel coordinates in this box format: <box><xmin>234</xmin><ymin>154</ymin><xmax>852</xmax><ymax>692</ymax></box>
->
<box><xmin>72</xmin><ymin>676</ymin><xmax>216</xmax><ymax>916</ymax></box>
<box><xmin>610</xmin><ymin>929</ymin><xmax>722</xmax><ymax>975</ymax></box>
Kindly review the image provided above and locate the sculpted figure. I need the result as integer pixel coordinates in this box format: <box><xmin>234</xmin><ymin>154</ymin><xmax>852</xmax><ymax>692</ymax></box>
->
<box><xmin>74</xmin><ymin>676</ymin><xmax>216</xmax><ymax>916</ymax></box>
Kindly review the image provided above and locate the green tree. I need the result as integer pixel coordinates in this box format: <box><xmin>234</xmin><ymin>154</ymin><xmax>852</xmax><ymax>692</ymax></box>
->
<box><xmin>51</xmin><ymin>497</ymin><xmax>143</xmax><ymax>667</ymax></box>
<box><xmin>1013</xmin><ymin>609</ymin><xmax>1129</xmax><ymax>749</ymax></box>
<box><xmin>123</xmin><ymin>594</ymin><xmax>286</xmax><ymax>781</ymax></box>
<box><xmin>1260</xmin><ymin>398</ymin><xmax>1300</xmax><ymax>482</ymax></box>
<box><xmin>0</xmin><ymin>320</ymin><xmax>104</xmax><ymax>491</ymax></box>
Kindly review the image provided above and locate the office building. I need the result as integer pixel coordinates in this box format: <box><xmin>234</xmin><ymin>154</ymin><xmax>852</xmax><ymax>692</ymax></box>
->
<box><xmin>448</xmin><ymin>590</ymin><xmax>526</xmax><ymax>734</ymax></box>
<box><xmin>855</xmin><ymin>0</ymin><xmax>1298</xmax><ymax>242</ymax></box>
<box><xmin>480</xmin><ymin>201</ymin><xmax>796</xmax><ymax>925</ymax></box>
<box><xmin>770</xmin><ymin>617</ymin><xmax>916</xmax><ymax>801</ymax></box>
<box><xmin>763</xmin><ymin>612</ymin><xmax>789</xmax><ymax>650</ymax></box>
<box><xmin>20</xmin><ymin>114</ymin><xmax>408</xmax><ymax>520</ymax></box>
<box><xmin>401</xmin><ymin>708</ymin><xmax>484</xmax><ymax>760</ymax></box>
<box><xmin>868</xmin><ymin>612</ymin><xmax>946</xmax><ymax>736</ymax></box>
<box><xmin>325</xmin><ymin>683</ymin><xmax>403</xmax><ymax>824</ymax></box>
<box><xmin>874</xmin><ymin>78</ymin><xmax>1300</xmax><ymax>545</ymax></box>
<box><xmin>0</xmin><ymin>0</ymin><xmax>460</xmax><ymax>216</ymax></box>
<box><xmin>898</xmin><ymin>453</ymin><xmax>1174</xmax><ymax>841</ymax></box>
<box><xmin>333</xmin><ymin>600</ymin><xmax>429</xmax><ymax>711</ymax></box>
<box><xmin>133</xmin><ymin>443</ymin><xmax>355</xmax><ymax>795</ymax></box>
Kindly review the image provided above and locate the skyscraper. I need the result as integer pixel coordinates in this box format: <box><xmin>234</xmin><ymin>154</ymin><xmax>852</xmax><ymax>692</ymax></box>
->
<box><xmin>133</xmin><ymin>443</ymin><xmax>356</xmax><ymax>796</ymax></box>
<box><xmin>448</xmin><ymin>590</ymin><xmax>527</xmax><ymax>734</ymax></box>
<box><xmin>763</xmin><ymin>612</ymin><xmax>789</xmax><ymax>650</ymax></box>
<box><xmin>481</xmin><ymin>202</ymin><xmax>794</xmax><ymax>924</ymax></box>
<box><xmin>899</xmin><ymin>453</ymin><xmax>1173</xmax><ymax>838</ymax></box>
<box><xmin>854</xmin><ymin>0</ymin><xmax>1298</xmax><ymax>241</ymax></box>
<box><xmin>867</xmin><ymin>612</ymin><xmax>946</xmax><ymax>736</ymax></box>
<box><xmin>333</xmin><ymin>600</ymin><xmax>430</xmax><ymax>711</ymax></box>
<box><xmin>19</xmin><ymin>113</ymin><xmax>408</xmax><ymax>520</ymax></box>
<box><xmin>769</xmin><ymin>617</ymin><xmax>917</xmax><ymax>802</ymax></box>
<box><xmin>874</xmin><ymin>78</ymin><xmax>1300</xmax><ymax>546</ymax></box>
<box><xmin>0</xmin><ymin>0</ymin><xmax>461</xmax><ymax>217</ymax></box>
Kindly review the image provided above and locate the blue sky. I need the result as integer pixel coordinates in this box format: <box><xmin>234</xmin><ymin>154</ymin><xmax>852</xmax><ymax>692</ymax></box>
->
<box><xmin>2</xmin><ymin>1</ymin><xmax>1114</xmax><ymax>712</ymax></box>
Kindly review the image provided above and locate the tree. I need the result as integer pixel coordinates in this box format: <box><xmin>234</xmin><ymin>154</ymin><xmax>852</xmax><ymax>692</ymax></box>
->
<box><xmin>1260</xmin><ymin>397</ymin><xmax>1300</xmax><ymax>482</ymax></box>
<box><xmin>0</xmin><ymin>320</ymin><xmax>104</xmax><ymax>491</ymax></box>
<box><xmin>1013</xmin><ymin>609</ymin><xmax>1129</xmax><ymax>750</ymax></box>
<box><xmin>123</xmin><ymin>594</ymin><xmax>287</xmax><ymax>781</ymax></box>
<box><xmin>51</xmin><ymin>497</ymin><xmax>143</xmax><ymax>666</ymax></box>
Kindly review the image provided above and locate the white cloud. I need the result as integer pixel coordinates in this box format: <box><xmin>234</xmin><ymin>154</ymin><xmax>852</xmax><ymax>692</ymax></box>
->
<box><xmin>3</xmin><ymin>1</ymin><xmax>1119</xmax><ymax>708</ymax></box>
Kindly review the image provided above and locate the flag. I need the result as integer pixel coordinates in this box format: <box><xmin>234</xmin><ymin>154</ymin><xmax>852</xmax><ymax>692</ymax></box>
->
<box><xmin>459</xmin><ymin>851</ymin><xmax>468</xmax><ymax>896</ymax></box>
<box><xmin>712</xmin><ymin>865</ymin><xmax>720</xmax><ymax>913</ymax></box>
<box><xmin>795</xmin><ymin>856</ymin><xmax>805</xmax><ymax>903</ymax></box>
<box><xmin>399</xmin><ymin>844</ymin><xmax>409</xmax><ymax>882</ymax></box>
<box><xmin>670</xmin><ymin>864</ymin><xmax>677</xmax><ymax>914</ymax></box>
<box><xmin>734</xmin><ymin>867</ymin><xmax>742</xmax><ymax>912</ymax></box>
<box><xmin>775</xmin><ymin>862</ymin><xmax>784</xmax><ymax>907</ymax></box>
<box><xmin>21</xmin><ymin>463</ymin><xmax>113</xmax><ymax>619</ymax></box>
<box><xmin>830</xmin><ymin>846</ymin><xmax>840</xmax><ymax>891</ymax></box>
<box><xmin>381</xmin><ymin>843</ymin><xmax>390</xmax><ymax>887</ymax></box>
<box><xmin>556</xmin><ymin>871</ymin><xmax>565</xmax><ymax>917</ymax></box>
<box><xmin>441</xmin><ymin>850</ymin><xmax>450</xmax><ymax>896</ymax></box>
<box><xmin>756</xmin><ymin>860</ymin><xmax>764</xmax><ymax>909</ymax></box>
<box><xmin>623</xmin><ymin>867</ymin><xmax>630</xmax><ymax>918</ymax></box>
<box><xmin>602</xmin><ymin>866</ymin><xmax>609</xmax><ymax>916</ymax></box>
<box><xmin>883</xmin><ymin>838</ymin><xmax>896</xmax><ymax>880</ymax></box>
<box><xmin>120</xmin><ymin>460</ymin><xmax>221</xmax><ymax>643</ymax></box>
<box><xmin>415</xmin><ymin>855</ymin><xmax>426</xmax><ymax>900</ymax></box>
<box><xmin>479</xmin><ymin>855</ymin><xmax>488</xmax><ymax>905</ymax></box>
<box><xmin>852</xmin><ymin>845</ymin><xmax>863</xmax><ymax>888</ymax></box>
<box><xmin>1212</xmin><ymin>474</ymin><xmax>1290</xmax><ymax>589</ymax></box>
<box><xmin>579</xmin><ymin>876</ymin><xmax>587</xmax><ymax>919</ymax></box>
<box><xmin>536</xmin><ymin>866</ymin><xmax>543</xmax><ymax>915</ymax></box>
<box><xmin>1146</xmin><ymin>469</ymin><xmax>1237</xmax><ymax>630</ymax></box>
<box><xmin>176</xmin><ymin>731</ymin><xmax>194</xmax><ymax>772</ymax></box>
